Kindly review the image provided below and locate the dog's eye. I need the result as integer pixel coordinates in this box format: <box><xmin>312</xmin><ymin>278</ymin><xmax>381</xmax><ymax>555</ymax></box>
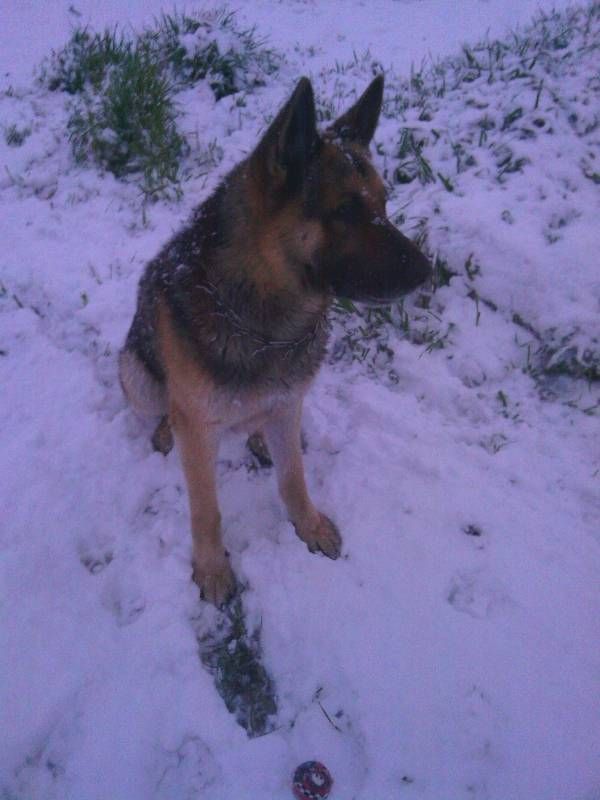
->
<box><xmin>331</xmin><ymin>196</ymin><xmax>362</xmax><ymax>224</ymax></box>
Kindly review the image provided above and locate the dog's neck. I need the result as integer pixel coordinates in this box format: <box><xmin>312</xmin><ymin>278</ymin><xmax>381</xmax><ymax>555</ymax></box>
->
<box><xmin>190</xmin><ymin>168</ymin><xmax>330</xmax><ymax>349</ymax></box>
<box><xmin>194</xmin><ymin>277</ymin><xmax>328</xmax><ymax>357</ymax></box>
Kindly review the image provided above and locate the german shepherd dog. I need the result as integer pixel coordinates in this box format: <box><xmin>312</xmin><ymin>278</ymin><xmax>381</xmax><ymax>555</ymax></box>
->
<box><xmin>119</xmin><ymin>75</ymin><xmax>431</xmax><ymax>606</ymax></box>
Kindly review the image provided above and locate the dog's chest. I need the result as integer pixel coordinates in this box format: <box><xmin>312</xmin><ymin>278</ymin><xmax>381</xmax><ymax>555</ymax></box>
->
<box><xmin>206</xmin><ymin>385</ymin><xmax>299</xmax><ymax>434</ymax></box>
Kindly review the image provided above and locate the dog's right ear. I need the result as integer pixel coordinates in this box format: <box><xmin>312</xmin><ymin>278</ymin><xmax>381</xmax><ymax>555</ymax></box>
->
<box><xmin>328</xmin><ymin>74</ymin><xmax>384</xmax><ymax>147</ymax></box>
<box><xmin>252</xmin><ymin>77</ymin><xmax>318</xmax><ymax>194</ymax></box>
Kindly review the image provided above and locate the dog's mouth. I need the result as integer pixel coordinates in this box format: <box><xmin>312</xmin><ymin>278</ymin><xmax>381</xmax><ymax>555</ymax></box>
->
<box><xmin>336</xmin><ymin>283</ymin><xmax>428</xmax><ymax>307</ymax></box>
<box><xmin>359</xmin><ymin>295</ymin><xmax>399</xmax><ymax>307</ymax></box>
<box><xmin>346</xmin><ymin>275</ymin><xmax>431</xmax><ymax>306</ymax></box>
<box><xmin>332</xmin><ymin>293</ymin><xmax>387</xmax><ymax>308</ymax></box>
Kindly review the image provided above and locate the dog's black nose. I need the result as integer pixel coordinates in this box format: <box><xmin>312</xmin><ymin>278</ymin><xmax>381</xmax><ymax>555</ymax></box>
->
<box><xmin>401</xmin><ymin>240</ymin><xmax>432</xmax><ymax>292</ymax></box>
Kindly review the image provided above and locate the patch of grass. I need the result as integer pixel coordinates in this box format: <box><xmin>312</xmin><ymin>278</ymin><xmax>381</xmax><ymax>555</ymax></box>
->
<box><xmin>496</xmin><ymin>390</ymin><xmax>523</xmax><ymax>422</ymax></box>
<box><xmin>582</xmin><ymin>164</ymin><xmax>600</xmax><ymax>184</ymax></box>
<box><xmin>39</xmin><ymin>8</ymin><xmax>281</xmax><ymax>196</ymax></box>
<box><xmin>493</xmin><ymin>143</ymin><xmax>529</xmax><ymax>180</ymax></box>
<box><xmin>42</xmin><ymin>27</ymin><xmax>130</xmax><ymax>94</ymax></box>
<box><xmin>501</xmin><ymin>106</ymin><xmax>524</xmax><ymax>131</ymax></box>
<box><xmin>418</xmin><ymin>321</ymin><xmax>455</xmax><ymax>355</ymax></box>
<box><xmin>432</xmin><ymin>253</ymin><xmax>457</xmax><ymax>289</ymax></box>
<box><xmin>4</xmin><ymin>124</ymin><xmax>31</xmax><ymax>147</ymax></box>
<box><xmin>68</xmin><ymin>45</ymin><xmax>186</xmax><ymax>197</ymax></box>
<box><xmin>394</xmin><ymin>128</ymin><xmax>435</xmax><ymax>185</ymax></box>
<box><xmin>477</xmin><ymin>115</ymin><xmax>496</xmax><ymax>146</ymax></box>
<box><xmin>143</xmin><ymin>9</ymin><xmax>279</xmax><ymax>99</ymax></box>
<box><xmin>41</xmin><ymin>9</ymin><xmax>279</xmax><ymax>99</ymax></box>
<box><xmin>437</xmin><ymin>171</ymin><xmax>454</xmax><ymax>192</ymax></box>
<box><xmin>481</xmin><ymin>432</ymin><xmax>509</xmax><ymax>454</ymax></box>
<box><xmin>197</xmin><ymin>597</ymin><xmax>277</xmax><ymax>738</ymax></box>
<box><xmin>330</xmin><ymin>303</ymin><xmax>401</xmax><ymax>385</ymax></box>
<box><xmin>381</xmin><ymin>2</ymin><xmax>599</xmax><ymax>196</ymax></box>
<box><xmin>464</xmin><ymin>253</ymin><xmax>481</xmax><ymax>281</ymax></box>
<box><xmin>540</xmin><ymin>335</ymin><xmax>600</xmax><ymax>383</ymax></box>
<box><xmin>516</xmin><ymin>317</ymin><xmax>600</xmax><ymax>406</ymax></box>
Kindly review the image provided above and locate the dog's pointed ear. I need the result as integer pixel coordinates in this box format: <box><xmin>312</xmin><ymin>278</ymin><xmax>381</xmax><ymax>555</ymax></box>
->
<box><xmin>253</xmin><ymin>77</ymin><xmax>318</xmax><ymax>192</ymax></box>
<box><xmin>329</xmin><ymin>74</ymin><xmax>384</xmax><ymax>147</ymax></box>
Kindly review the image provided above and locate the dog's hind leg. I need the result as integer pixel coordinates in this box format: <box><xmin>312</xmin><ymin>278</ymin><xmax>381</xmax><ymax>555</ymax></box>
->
<box><xmin>118</xmin><ymin>348</ymin><xmax>173</xmax><ymax>454</ymax></box>
<box><xmin>247</xmin><ymin>429</ymin><xmax>308</xmax><ymax>468</ymax></box>
<box><xmin>151</xmin><ymin>415</ymin><xmax>174</xmax><ymax>455</ymax></box>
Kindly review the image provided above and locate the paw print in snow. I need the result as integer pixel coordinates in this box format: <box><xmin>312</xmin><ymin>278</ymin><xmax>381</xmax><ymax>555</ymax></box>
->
<box><xmin>447</xmin><ymin>569</ymin><xmax>511</xmax><ymax>619</ymax></box>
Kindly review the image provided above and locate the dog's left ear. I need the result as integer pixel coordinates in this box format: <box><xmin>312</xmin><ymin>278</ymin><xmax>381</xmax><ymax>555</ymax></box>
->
<box><xmin>329</xmin><ymin>74</ymin><xmax>384</xmax><ymax>147</ymax></box>
<box><xmin>253</xmin><ymin>77</ymin><xmax>318</xmax><ymax>193</ymax></box>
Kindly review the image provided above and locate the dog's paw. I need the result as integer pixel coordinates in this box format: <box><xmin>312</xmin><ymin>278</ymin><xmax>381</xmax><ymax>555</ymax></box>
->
<box><xmin>246</xmin><ymin>431</ymin><xmax>273</xmax><ymax>467</ymax></box>
<box><xmin>152</xmin><ymin>415</ymin><xmax>174</xmax><ymax>455</ymax></box>
<box><xmin>192</xmin><ymin>558</ymin><xmax>237</xmax><ymax>608</ymax></box>
<box><xmin>296</xmin><ymin>513</ymin><xmax>342</xmax><ymax>560</ymax></box>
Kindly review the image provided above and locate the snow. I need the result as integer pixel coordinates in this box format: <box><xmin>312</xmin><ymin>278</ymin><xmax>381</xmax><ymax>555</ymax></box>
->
<box><xmin>0</xmin><ymin>0</ymin><xmax>578</xmax><ymax>85</ymax></box>
<box><xmin>1</xmin><ymin>2</ymin><xmax>599</xmax><ymax>799</ymax></box>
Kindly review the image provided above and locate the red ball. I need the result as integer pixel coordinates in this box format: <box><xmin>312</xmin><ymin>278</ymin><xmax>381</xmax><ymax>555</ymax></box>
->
<box><xmin>292</xmin><ymin>761</ymin><xmax>333</xmax><ymax>799</ymax></box>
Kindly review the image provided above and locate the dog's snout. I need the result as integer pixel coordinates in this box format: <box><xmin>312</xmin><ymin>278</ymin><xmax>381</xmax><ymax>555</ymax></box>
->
<box><xmin>398</xmin><ymin>234</ymin><xmax>432</xmax><ymax>291</ymax></box>
<box><xmin>379</xmin><ymin>223</ymin><xmax>432</xmax><ymax>297</ymax></box>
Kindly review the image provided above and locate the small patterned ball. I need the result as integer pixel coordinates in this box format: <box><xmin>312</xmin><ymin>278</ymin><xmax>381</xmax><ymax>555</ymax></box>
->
<box><xmin>292</xmin><ymin>761</ymin><xmax>333</xmax><ymax>800</ymax></box>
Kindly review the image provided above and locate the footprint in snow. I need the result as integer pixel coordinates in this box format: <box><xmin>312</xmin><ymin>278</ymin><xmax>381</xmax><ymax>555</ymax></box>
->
<box><xmin>100</xmin><ymin>574</ymin><xmax>146</xmax><ymax>627</ymax></box>
<box><xmin>155</xmin><ymin>736</ymin><xmax>219</xmax><ymax>798</ymax></box>
<box><xmin>77</xmin><ymin>531</ymin><xmax>115</xmax><ymax>575</ymax></box>
<box><xmin>80</xmin><ymin>548</ymin><xmax>114</xmax><ymax>575</ymax></box>
<box><xmin>447</xmin><ymin>569</ymin><xmax>511</xmax><ymax>619</ymax></box>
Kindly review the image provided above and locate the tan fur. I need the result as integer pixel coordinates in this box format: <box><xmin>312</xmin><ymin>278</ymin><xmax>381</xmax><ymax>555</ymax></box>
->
<box><xmin>257</xmin><ymin>213</ymin><xmax>324</xmax><ymax>291</ymax></box>
<box><xmin>318</xmin><ymin>140</ymin><xmax>387</xmax><ymax>214</ymax></box>
<box><xmin>118</xmin><ymin>349</ymin><xmax>165</xmax><ymax>418</ymax></box>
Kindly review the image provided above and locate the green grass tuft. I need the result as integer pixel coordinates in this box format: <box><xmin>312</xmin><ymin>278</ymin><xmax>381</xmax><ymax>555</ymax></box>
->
<box><xmin>143</xmin><ymin>8</ymin><xmax>279</xmax><ymax>99</ymax></box>
<box><xmin>197</xmin><ymin>597</ymin><xmax>277</xmax><ymax>737</ymax></box>
<box><xmin>39</xmin><ymin>8</ymin><xmax>281</xmax><ymax>196</ymax></box>
<box><xmin>43</xmin><ymin>27</ymin><xmax>131</xmax><ymax>94</ymax></box>
<box><xmin>4</xmin><ymin>124</ymin><xmax>31</xmax><ymax>147</ymax></box>
<box><xmin>540</xmin><ymin>335</ymin><xmax>600</xmax><ymax>383</ymax></box>
<box><xmin>68</xmin><ymin>44</ymin><xmax>187</xmax><ymax>197</ymax></box>
<box><xmin>394</xmin><ymin>128</ymin><xmax>435</xmax><ymax>185</ymax></box>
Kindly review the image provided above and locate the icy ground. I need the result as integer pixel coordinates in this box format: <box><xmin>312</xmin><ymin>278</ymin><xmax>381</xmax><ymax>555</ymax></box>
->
<box><xmin>1</xmin><ymin>2</ymin><xmax>599</xmax><ymax>799</ymax></box>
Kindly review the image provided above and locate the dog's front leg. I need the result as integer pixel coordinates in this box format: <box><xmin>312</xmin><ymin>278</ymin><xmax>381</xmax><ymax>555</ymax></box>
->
<box><xmin>263</xmin><ymin>397</ymin><xmax>341</xmax><ymax>559</ymax></box>
<box><xmin>170</xmin><ymin>402</ymin><xmax>236</xmax><ymax>606</ymax></box>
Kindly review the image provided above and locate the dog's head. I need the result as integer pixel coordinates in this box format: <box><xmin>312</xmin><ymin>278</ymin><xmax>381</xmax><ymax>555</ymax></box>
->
<box><xmin>249</xmin><ymin>76</ymin><xmax>431</xmax><ymax>304</ymax></box>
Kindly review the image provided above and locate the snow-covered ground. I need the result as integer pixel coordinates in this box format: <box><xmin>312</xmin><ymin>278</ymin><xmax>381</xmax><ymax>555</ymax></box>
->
<box><xmin>1</xmin><ymin>2</ymin><xmax>599</xmax><ymax>799</ymax></box>
<box><xmin>0</xmin><ymin>0</ymin><xmax>578</xmax><ymax>85</ymax></box>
